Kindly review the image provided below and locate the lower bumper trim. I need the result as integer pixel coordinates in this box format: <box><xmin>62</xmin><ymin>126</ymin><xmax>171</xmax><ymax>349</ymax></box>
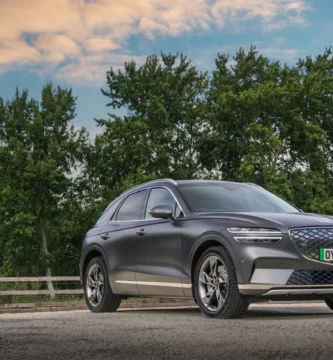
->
<box><xmin>263</xmin><ymin>288</ymin><xmax>333</xmax><ymax>296</ymax></box>
<box><xmin>239</xmin><ymin>284</ymin><xmax>333</xmax><ymax>296</ymax></box>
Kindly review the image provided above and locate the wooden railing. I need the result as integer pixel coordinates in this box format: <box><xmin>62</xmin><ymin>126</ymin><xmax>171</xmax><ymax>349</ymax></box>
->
<box><xmin>0</xmin><ymin>277</ymin><xmax>83</xmax><ymax>296</ymax></box>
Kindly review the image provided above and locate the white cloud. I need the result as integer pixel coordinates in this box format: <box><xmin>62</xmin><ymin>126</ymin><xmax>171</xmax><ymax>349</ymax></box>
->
<box><xmin>254</xmin><ymin>38</ymin><xmax>303</xmax><ymax>62</ymax></box>
<box><xmin>0</xmin><ymin>0</ymin><xmax>311</xmax><ymax>84</ymax></box>
<box><xmin>259</xmin><ymin>47</ymin><xmax>301</xmax><ymax>61</ymax></box>
<box><xmin>56</xmin><ymin>53</ymin><xmax>147</xmax><ymax>85</ymax></box>
<box><xmin>189</xmin><ymin>40</ymin><xmax>302</xmax><ymax>72</ymax></box>
<box><xmin>0</xmin><ymin>39</ymin><xmax>42</xmax><ymax>65</ymax></box>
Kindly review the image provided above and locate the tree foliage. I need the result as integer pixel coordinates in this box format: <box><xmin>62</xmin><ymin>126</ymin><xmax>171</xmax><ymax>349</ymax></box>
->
<box><xmin>96</xmin><ymin>53</ymin><xmax>207</xmax><ymax>180</ymax></box>
<box><xmin>3</xmin><ymin>47</ymin><xmax>333</xmax><ymax>276</ymax></box>
<box><xmin>0</xmin><ymin>84</ymin><xmax>87</xmax><ymax>276</ymax></box>
<box><xmin>204</xmin><ymin>46</ymin><xmax>333</xmax><ymax>213</ymax></box>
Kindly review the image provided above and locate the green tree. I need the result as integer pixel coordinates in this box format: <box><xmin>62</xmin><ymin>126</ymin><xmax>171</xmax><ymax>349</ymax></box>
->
<box><xmin>0</xmin><ymin>84</ymin><xmax>87</xmax><ymax>284</ymax></box>
<box><xmin>203</xmin><ymin>46</ymin><xmax>333</xmax><ymax>213</ymax></box>
<box><xmin>3</xmin><ymin>46</ymin><xmax>333</xmax><ymax>280</ymax></box>
<box><xmin>87</xmin><ymin>52</ymin><xmax>208</xmax><ymax>203</ymax></box>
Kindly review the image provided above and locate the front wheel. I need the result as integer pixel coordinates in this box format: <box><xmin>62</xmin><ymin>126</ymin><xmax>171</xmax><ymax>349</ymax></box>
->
<box><xmin>194</xmin><ymin>246</ymin><xmax>248</xmax><ymax>319</ymax></box>
<box><xmin>84</xmin><ymin>257</ymin><xmax>122</xmax><ymax>312</ymax></box>
<box><xmin>325</xmin><ymin>299</ymin><xmax>333</xmax><ymax>311</ymax></box>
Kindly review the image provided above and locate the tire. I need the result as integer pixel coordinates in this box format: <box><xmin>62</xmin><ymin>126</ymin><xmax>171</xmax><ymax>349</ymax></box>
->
<box><xmin>194</xmin><ymin>246</ymin><xmax>249</xmax><ymax>319</ymax></box>
<box><xmin>325</xmin><ymin>299</ymin><xmax>333</xmax><ymax>311</ymax></box>
<box><xmin>84</xmin><ymin>256</ymin><xmax>122</xmax><ymax>313</ymax></box>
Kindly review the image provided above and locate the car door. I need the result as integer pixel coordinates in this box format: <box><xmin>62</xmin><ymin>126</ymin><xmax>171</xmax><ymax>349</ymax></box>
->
<box><xmin>101</xmin><ymin>189</ymin><xmax>148</xmax><ymax>296</ymax></box>
<box><xmin>135</xmin><ymin>187</ymin><xmax>184</xmax><ymax>296</ymax></box>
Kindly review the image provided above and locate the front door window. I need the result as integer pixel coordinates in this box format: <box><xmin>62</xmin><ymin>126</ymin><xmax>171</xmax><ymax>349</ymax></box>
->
<box><xmin>145</xmin><ymin>188</ymin><xmax>176</xmax><ymax>219</ymax></box>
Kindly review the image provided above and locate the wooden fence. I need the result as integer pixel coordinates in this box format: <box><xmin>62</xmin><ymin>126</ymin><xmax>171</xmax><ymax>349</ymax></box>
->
<box><xmin>0</xmin><ymin>277</ymin><xmax>83</xmax><ymax>296</ymax></box>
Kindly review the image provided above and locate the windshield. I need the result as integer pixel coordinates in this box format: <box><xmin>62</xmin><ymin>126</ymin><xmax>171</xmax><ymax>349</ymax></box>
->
<box><xmin>178</xmin><ymin>183</ymin><xmax>299</xmax><ymax>213</ymax></box>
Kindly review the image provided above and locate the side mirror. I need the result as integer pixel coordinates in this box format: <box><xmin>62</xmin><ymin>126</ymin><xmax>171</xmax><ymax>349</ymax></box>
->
<box><xmin>149</xmin><ymin>205</ymin><xmax>176</xmax><ymax>223</ymax></box>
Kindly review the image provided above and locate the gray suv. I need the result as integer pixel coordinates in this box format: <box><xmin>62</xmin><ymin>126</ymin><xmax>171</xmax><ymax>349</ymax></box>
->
<box><xmin>80</xmin><ymin>179</ymin><xmax>333</xmax><ymax>318</ymax></box>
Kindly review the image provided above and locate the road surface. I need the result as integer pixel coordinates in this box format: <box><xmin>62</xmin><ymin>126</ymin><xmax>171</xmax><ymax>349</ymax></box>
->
<box><xmin>1</xmin><ymin>303</ymin><xmax>333</xmax><ymax>360</ymax></box>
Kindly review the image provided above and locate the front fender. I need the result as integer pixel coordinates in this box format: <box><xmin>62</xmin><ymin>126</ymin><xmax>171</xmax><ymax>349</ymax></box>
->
<box><xmin>187</xmin><ymin>231</ymin><xmax>244</xmax><ymax>284</ymax></box>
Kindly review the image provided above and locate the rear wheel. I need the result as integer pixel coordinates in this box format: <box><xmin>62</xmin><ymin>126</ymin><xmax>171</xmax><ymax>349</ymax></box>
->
<box><xmin>325</xmin><ymin>299</ymin><xmax>333</xmax><ymax>311</ymax></box>
<box><xmin>194</xmin><ymin>246</ymin><xmax>248</xmax><ymax>319</ymax></box>
<box><xmin>84</xmin><ymin>257</ymin><xmax>121</xmax><ymax>312</ymax></box>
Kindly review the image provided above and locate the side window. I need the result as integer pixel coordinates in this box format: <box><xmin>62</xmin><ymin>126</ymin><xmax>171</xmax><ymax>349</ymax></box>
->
<box><xmin>96</xmin><ymin>197</ymin><xmax>123</xmax><ymax>225</ymax></box>
<box><xmin>145</xmin><ymin>188</ymin><xmax>176</xmax><ymax>219</ymax></box>
<box><xmin>116</xmin><ymin>190</ymin><xmax>147</xmax><ymax>221</ymax></box>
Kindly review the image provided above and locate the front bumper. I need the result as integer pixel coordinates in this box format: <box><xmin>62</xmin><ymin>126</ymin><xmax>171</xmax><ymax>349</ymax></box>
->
<box><xmin>237</xmin><ymin>260</ymin><xmax>333</xmax><ymax>298</ymax></box>
<box><xmin>227</xmin><ymin>229</ymin><xmax>333</xmax><ymax>297</ymax></box>
<box><xmin>237</xmin><ymin>259</ymin><xmax>333</xmax><ymax>297</ymax></box>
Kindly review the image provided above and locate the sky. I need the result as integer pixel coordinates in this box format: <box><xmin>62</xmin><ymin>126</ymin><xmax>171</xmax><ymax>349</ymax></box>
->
<box><xmin>0</xmin><ymin>0</ymin><xmax>332</xmax><ymax>136</ymax></box>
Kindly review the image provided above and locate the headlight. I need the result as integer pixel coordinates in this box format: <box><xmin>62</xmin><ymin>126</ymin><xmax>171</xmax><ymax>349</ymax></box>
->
<box><xmin>226</xmin><ymin>227</ymin><xmax>282</xmax><ymax>243</ymax></box>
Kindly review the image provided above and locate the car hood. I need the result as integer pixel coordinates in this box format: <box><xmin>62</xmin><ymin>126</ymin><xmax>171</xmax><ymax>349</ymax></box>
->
<box><xmin>196</xmin><ymin>212</ymin><xmax>333</xmax><ymax>231</ymax></box>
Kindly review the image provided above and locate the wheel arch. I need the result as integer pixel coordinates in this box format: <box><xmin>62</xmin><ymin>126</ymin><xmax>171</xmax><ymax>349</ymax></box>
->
<box><xmin>81</xmin><ymin>244</ymin><xmax>110</xmax><ymax>286</ymax></box>
<box><xmin>189</xmin><ymin>234</ymin><xmax>243</xmax><ymax>290</ymax></box>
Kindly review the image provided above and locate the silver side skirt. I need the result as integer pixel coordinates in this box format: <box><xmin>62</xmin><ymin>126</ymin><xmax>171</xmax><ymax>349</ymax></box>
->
<box><xmin>115</xmin><ymin>280</ymin><xmax>192</xmax><ymax>289</ymax></box>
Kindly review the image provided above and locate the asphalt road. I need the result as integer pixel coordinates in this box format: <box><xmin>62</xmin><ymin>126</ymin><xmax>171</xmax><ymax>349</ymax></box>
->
<box><xmin>1</xmin><ymin>303</ymin><xmax>333</xmax><ymax>360</ymax></box>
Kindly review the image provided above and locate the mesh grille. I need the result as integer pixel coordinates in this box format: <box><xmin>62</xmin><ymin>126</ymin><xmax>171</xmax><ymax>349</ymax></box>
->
<box><xmin>287</xmin><ymin>270</ymin><xmax>333</xmax><ymax>285</ymax></box>
<box><xmin>289</xmin><ymin>227</ymin><xmax>333</xmax><ymax>261</ymax></box>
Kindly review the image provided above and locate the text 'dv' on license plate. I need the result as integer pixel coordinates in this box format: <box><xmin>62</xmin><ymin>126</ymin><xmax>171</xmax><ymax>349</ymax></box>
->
<box><xmin>320</xmin><ymin>248</ymin><xmax>333</xmax><ymax>262</ymax></box>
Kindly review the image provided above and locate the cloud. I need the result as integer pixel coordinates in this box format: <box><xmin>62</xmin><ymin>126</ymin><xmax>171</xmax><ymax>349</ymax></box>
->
<box><xmin>0</xmin><ymin>0</ymin><xmax>311</xmax><ymax>84</ymax></box>
<box><xmin>0</xmin><ymin>39</ymin><xmax>42</xmax><ymax>66</ymax></box>
<box><xmin>190</xmin><ymin>39</ymin><xmax>302</xmax><ymax>72</ymax></box>
<box><xmin>35</xmin><ymin>34</ymin><xmax>80</xmax><ymax>57</ymax></box>
<box><xmin>259</xmin><ymin>47</ymin><xmax>301</xmax><ymax>61</ymax></box>
<box><xmin>254</xmin><ymin>38</ymin><xmax>303</xmax><ymax>62</ymax></box>
<box><xmin>56</xmin><ymin>53</ymin><xmax>147</xmax><ymax>85</ymax></box>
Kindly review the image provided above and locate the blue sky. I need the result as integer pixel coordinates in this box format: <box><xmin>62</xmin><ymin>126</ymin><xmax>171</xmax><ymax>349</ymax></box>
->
<box><xmin>0</xmin><ymin>0</ymin><xmax>332</xmax><ymax>136</ymax></box>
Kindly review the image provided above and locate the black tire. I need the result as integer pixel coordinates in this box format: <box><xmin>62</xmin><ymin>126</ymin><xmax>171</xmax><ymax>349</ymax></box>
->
<box><xmin>194</xmin><ymin>246</ymin><xmax>249</xmax><ymax>319</ymax></box>
<box><xmin>325</xmin><ymin>299</ymin><xmax>333</xmax><ymax>311</ymax></box>
<box><xmin>84</xmin><ymin>256</ymin><xmax>122</xmax><ymax>313</ymax></box>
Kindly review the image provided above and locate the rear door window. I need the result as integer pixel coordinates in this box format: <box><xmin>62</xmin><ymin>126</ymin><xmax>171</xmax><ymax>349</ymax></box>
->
<box><xmin>96</xmin><ymin>197</ymin><xmax>123</xmax><ymax>225</ymax></box>
<box><xmin>116</xmin><ymin>190</ymin><xmax>147</xmax><ymax>221</ymax></box>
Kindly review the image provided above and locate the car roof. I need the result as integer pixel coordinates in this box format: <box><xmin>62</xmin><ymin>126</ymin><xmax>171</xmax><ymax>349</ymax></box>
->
<box><xmin>175</xmin><ymin>179</ymin><xmax>249</xmax><ymax>185</ymax></box>
<box><xmin>119</xmin><ymin>179</ymin><xmax>257</xmax><ymax>197</ymax></box>
<box><xmin>119</xmin><ymin>179</ymin><xmax>177</xmax><ymax>197</ymax></box>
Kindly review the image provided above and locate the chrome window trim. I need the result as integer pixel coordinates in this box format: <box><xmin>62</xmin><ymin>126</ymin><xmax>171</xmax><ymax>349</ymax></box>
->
<box><xmin>112</xmin><ymin>185</ymin><xmax>186</xmax><ymax>223</ymax></box>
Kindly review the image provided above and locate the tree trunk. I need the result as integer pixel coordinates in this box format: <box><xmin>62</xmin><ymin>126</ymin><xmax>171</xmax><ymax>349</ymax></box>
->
<box><xmin>40</xmin><ymin>220</ymin><xmax>55</xmax><ymax>298</ymax></box>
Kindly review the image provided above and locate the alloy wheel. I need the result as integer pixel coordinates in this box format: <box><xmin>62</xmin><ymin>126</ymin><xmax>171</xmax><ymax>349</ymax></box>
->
<box><xmin>198</xmin><ymin>255</ymin><xmax>229</xmax><ymax>312</ymax></box>
<box><xmin>86</xmin><ymin>264</ymin><xmax>104</xmax><ymax>307</ymax></box>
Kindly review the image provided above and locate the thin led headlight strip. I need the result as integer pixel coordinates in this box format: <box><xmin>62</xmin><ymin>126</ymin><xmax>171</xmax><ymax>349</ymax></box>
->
<box><xmin>227</xmin><ymin>228</ymin><xmax>282</xmax><ymax>243</ymax></box>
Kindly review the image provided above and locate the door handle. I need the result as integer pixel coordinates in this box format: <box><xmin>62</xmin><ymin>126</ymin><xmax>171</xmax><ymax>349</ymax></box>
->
<box><xmin>101</xmin><ymin>234</ymin><xmax>110</xmax><ymax>240</ymax></box>
<box><xmin>136</xmin><ymin>229</ymin><xmax>145</xmax><ymax>236</ymax></box>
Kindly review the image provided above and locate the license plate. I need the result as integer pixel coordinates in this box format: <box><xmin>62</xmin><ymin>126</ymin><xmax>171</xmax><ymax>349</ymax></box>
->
<box><xmin>320</xmin><ymin>248</ymin><xmax>333</xmax><ymax>262</ymax></box>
